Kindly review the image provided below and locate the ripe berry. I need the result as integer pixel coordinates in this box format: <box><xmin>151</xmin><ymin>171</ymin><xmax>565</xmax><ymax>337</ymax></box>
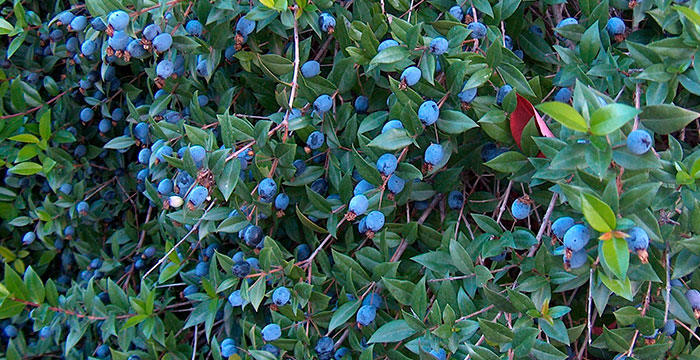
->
<box><xmin>467</xmin><ymin>22</ymin><xmax>487</xmax><ymax>38</ymax></box>
<box><xmin>143</xmin><ymin>24</ymin><xmax>161</xmax><ymax>40</ymax></box>
<box><xmin>424</xmin><ymin>143</ymin><xmax>444</xmax><ymax>165</ymax></box>
<box><xmin>511</xmin><ymin>198</ymin><xmax>531</xmax><ymax>220</ymax></box>
<box><xmin>57</xmin><ymin>11</ymin><xmax>75</xmax><ymax>25</ymax></box>
<box><xmin>39</xmin><ymin>326</ymin><xmax>52</xmax><ymax>339</ymax></box>
<box><xmin>194</xmin><ymin>261</ymin><xmax>209</xmax><ymax>277</ymax></box>
<box><xmin>376</xmin><ymin>153</ymin><xmax>398</xmax><ymax>176</ymax></box>
<box><xmin>127</xmin><ymin>39</ymin><xmax>146</xmax><ymax>58</ymax></box>
<box><xmin>556</xmin><ymin>17</ymin><xmax>578</xmax><ymax>40</ymax></box>
<box><xmin>95</xmin><ymin>344</ymin><xmax>110</xmax><ymax>357</ymax></box>
<box><xmin>348</xmin><ymin>194</ymin><xmax>369</xmax><ymax>217</ymax></box>
<box><xmin>152</xmin><ymin>33</ymin><xmax>173</xmax><ymax>52</ymax></box>
<box><xmin>481</xmin><ymin>143</ymin><xmax>508</xmax><ymax>162</ymax></box>
<box><xmin>80</xmin><ymin>107</ymin><xmax>94</xmax><ymax>122</ymax></box>
<box><xmin>108</xmin><ymin>30</ymin><xmax>130</xmax><ymax>51</ymax></box>
<box><xmin>400</xmin><ymin>66</ymin><xmax>421</xmax><ymax>87</ymax></box>
<box><xmin>221</xmin><ymin>338</ymin><xmax>237</xmax><ymax>357</ymax></box>
<box><xmin>3</xmin><ymin>325</ymin><xmax>17</xmax><ymax>338</ymax></box>
<box><xmin>22</xmin><ymin>232</ymin><xmax>35</xmax><ymax>245</ymax></box>
<box><xmin>307</xmin><ymin>131</ymin><xmax>325</xmax><ymax>150</ymax></box>
<box><xmin>319</xmin><ymin>13</ymin><xmax>336</xmax><ymax>33</ymax></box>
<box><xmin>354</xmin><ymin>96</ymin><xmax>369</xmax><ymax>113</ymax></box>
<box><xmin>156</xmin><ymin>60</ymin><xmax>174</xmax><ymax>78</ymax></box>
<box><xmin>315</xmin><ymin>337</ymin><xmax>334</xmax><ymax>356</ymax></box>
<box><xmin>496</xmin><ymin>84</ymin><xmax>513</xmax><ymax>106</ymax></box>
<box><xmin>157</xmin><ymin>179</ymin><xmax>173</xmax><ymax>195</ymax></box>
<box><xmin>354</xmin><ymin>179</ymin><xmax>375</xmax><ymax>196</ymax></box>
<box><xmin>232</xmin><ymin>260</ymin><xmax>251</xmax><ymax>278</ymax></box>
<box><xmin>504</xmin><ymin>35</ymin><xmax>513</xmax><ymax>50</ymax></box>
<box><xmin>387</xmin><ymin>175</ymin><xmax>405</xmax><ymax>195</ymax></box>
<box><xmin>554</xmin><ymin>88</ymin><xmax>572</xmax><ymax>103</ymax></box>
<box><xmin>59</xmin><ymin>183</ymin><xmax>73</xmax><ymax>195</ymax></box>
<box><xmin>187</xmin><ymin>186</ymin><xmax>208</xmax><ymax>208</ymax></box>
<box><xmin>314</xmin><ymin>95</ymin><xmax>333</xmax><ymax>113</ymax></box>
<box><xmin>81</xmin><ymin>40</ymin><xmax>97</xmax><ymax>56</ymax></box>
<box><xmin>448</xmin><ymin>6</ymin><xmax>464</xmax><ymax>21</ymax></box>
<box><xmin>564</xmin><ymin>249</ymin><xmax>588</xmax><ymax>270</ymax></box>
<box><xmin>334</xmin><ymin>347</ymin><xmax>349</xmax><ymax>359</ymax></box>
<box><xmin>626</xmin><ymin>227</ymin><xmax>649</xmax><ymax>251</ymax></box>
<box><xmin>382</xmin><ymin>119</ymin><xmax>404</xmax><ymax>133</ymax></box>
<box><xmin>77</xmin><ymin>201</ymin><xmax>89</xmax><ymax>215</ymax></box>
<box><xmin>606</xmin><ymin>17</ymin><xmax>625</xmax><ymax>36</ymax></box>
<box><xmin>418</xmin><ymin>100</ymin><xmax>439</xmax><ymax>125</ymax></box>
<box><xmin>261</xmin><ymin>324</ymin><xmax>281</xmax><ymax>342</ymax></box>
<box><xmin>626</xmin><ymin>130</ymin><xmax>653</xmax><ymax>155</ymax></box>
<box><xmin>69</xmin><ymin>16</ymin><xmax>87</xmax><ymax>31</ymax></box>
<box><xmin>301</xmin><ymin>60</ymin><xmax>321</xmax><ymax>78</ymax></box>
<box><xmin>275</xmin><ymin>193</ymin><xmax>290</xmax><ymax>210</ymax></box>
<box><xmin>664</xmin><ymin>320</ymin><xmax>676</xmax><ymax>336</ymax></box>
<box><xmin>686</xmin><ymin>290</ymin><xmax>700</xmax><ymax>318</ymax></box>
<box><xmin>185</xmin><ymin>20</ymin><xmax>203</xmax><ymax>37</ymax></box>
<box><xmin>272</xmin><ymin>286</ymin><xmax>291</xmax><ymax>306</ymax></box>
<box><xmin>563</xmin><ymin>224</ymin><xmax>590</xmax><ymax>252</ymax></box>
<box><xmin>552</xmin><ymin>217</ymin><xmax>575</xmax><ymax>239</ymax></box>
<box><xmin>362</xmin><ymin>293</ymin><xmax>383</xmax><ymax>309</ymax></box>
<box><xmin>228</xmin><ymin>290</ymin><xmax>248</xmax><ymax>307</ymax></box>
<box><xmin>366</xmin><ymin>211</ymin><xmax>385</xmax><ymax>232</ymax></box>
<box><xmin>356</xmin><ymin>304</ymin><xmax>377</xmax><ymax>326</ymax></box>
<box><xmin>244</xmin><ymin>225</ymin><xmax>264</xmax><ymax>247</ymax></box>
<box><xmin>196</xmin><ymin>59</ymin><xmax>208</xmax><ymax>77</ymax></box>
<box><xmin>529</xmin><ymin>25</ymin><xmax>544</xmax><ymax>37</ymax></box>
<box><xmin>295</xmin><ymin>244</ymin><xmax>311</xmax><ymax>261</ymax></box>
<box><xmin>458</xmin><ymin>87</ymin><xmax>477</xmax><ymax>104</ymax></box>
<box><xmin>448</xmin><ymin>191</ymin><xmax>464</xmax><ymax>210</ymax></box>
<box><xmin>377</xmin><ymin>39</ymin><xmax>399</xmax><ymax>52</ymax></box>
<box><xmin>429</xmin><ymin>349</ymin><xmax>447</xmax><ymax>360</ymax></box>
<box><xmin>108</xmin><ymin>11</ymin><xmax>129</xmax><ymax>31</ymax></box>
<box><xmin>429</xmin><ymin>37</ymin><xmax>449</xmax><ymax>55</ymax></box>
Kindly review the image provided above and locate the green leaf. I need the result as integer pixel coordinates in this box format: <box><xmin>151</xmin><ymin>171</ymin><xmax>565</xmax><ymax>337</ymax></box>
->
<box><xmin>497</xmin><ymin>63</ymin><xmax>535</xmax><ymax>97</ymax></box>
<box><xmin>437</xmin><ymin>110</ymin><xmax>478</xmax><ymax>134</ymax></box>
<box><xmin>328</xmin><ymin>300</ymin><xmax>360</xmax><ymax>332</ymax></box>
<box><xmin>589</xmin><ymin>104</ymin><xmax>641</xmax><ymax>136</ymax></box>
<box><xmin>368</xmin><ymin>128</ymin><xmax>414</xmax><ymax>151</ymax></box>
<box><xmin>0</xmin><ymin>18</ymin><xmax>13</xmax><ymax>35</ymax></box>
<box><xmin>8</xmin><ymin>162</ymin><xmax>42</xmax><ymax>176</ymax></box>
<box><xmin>367</xmin><ymin>320</ymin><xmax>416</xmax><ymax>343</ymax></box>
<box><xmin>536</xmin><ymin>102</ymin><xmax>588</xmax><ymax>132</ymax></box>
<box><xmin>484</xmin><ymin>151</ymin><xmax>527</xmax><ymax>173</ymax></box>
<box><xmin>640</xmin><ymin>104</ymin><xmax>700</xmax><ymax>135</ymax></box>
<box><xmin>580</xmin><ymin>193</ymin><xmax>615</xmax><ymax>232</ymax></box>
<box><xmin>9</xmin><ymin>134</ymin><xmax>40</xmax><ymax>144</ymax></box>
<box><xmin>674</xmin><ymin>5</ymin><xmax>700</xmax><ymax>27</ymax></box>
<box><xmin>39</xmin><ymin>110</ymin><xmax>51</xmax><ymax>141</ymax></box>
<box><xmin>579</xmin><ymin>23</ymin><xmax>601</xmax><ymax>64</ymax></box>
<box><xmin>248</xmin><ymin>277</ymin><xmax>266</xmax><ymax>311</ymax></box>
<box><xmin>449</xmin><ymin>238</ymin><xmax>473</xmax><ymax>274</ymax></box>
<box><xmin>370</xmin><ymin>46</ymin><xmax>410</xmax><ymax>66</ymax></box>
<box><xmin>217</xmin><ymin>158</ymin><xmax>240</xmax><ymax>201</ymax></box>
<box><xmin>103</xmin><ymin>136</ymin><xmax>135</xmax><ymax>150</ymax></box>
<box><xmin>478</xmin><ymin>318</ymin><xmax>514</xmax><ymax>344</ymax></box>
<box><xmin>599</xmin><ymin>238</ymin><xmax>630</xmax><ymax>281</ymax></box>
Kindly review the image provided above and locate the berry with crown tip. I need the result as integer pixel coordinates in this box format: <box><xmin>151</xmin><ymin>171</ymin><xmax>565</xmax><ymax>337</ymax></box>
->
<box><xmin>387</xmin><ymin>174</ymin><xmax>405</xmax><ymax>198</ymax></box>
<box><xmin>552</xmin><ymin>217</ymin><xmax>575</xmax><ymax>239</ymax></box>
<box><xmin>686</xmin><ymin>289</ymin><xmax>700</xmax><ymax>319</ymax></box>
<box><xmin>377</xmin><ymin>39</ymin><xmax>399</xmax><ymax>52</ymax></box>
<box><xmin>22</xmin><ymin>232</ymin><xmax>35</xmax><ymax>245</ymax></box>
<box><xmin>306</xmin><ymin>131</ymin><xmax>325</xmax><ymax>151</ymax></box>
<box><xmin>157</xmin><ymin>179</ymin><xmax>173</xmax><ymax>195</ymax></box>
<box><xmin>382</xmin><ymin>119</ymin><xmax>404</xmax><ymax>133</ymax></box>
<box><xmin>366</xmin><ymin>210</ymin><xmax>385</xmax><ymax>236</ymax></box>
<box><xmin>272</xmin><ymin>286</ymin><xmax>291</xmax><ymax>306</ymax></box>
<box><xmin>77</xmin><ymin>201</ymin><xmax>89</xmax><ymax>215</ymax></box>
<box><xmin>236</xmin><ymin>17</ymin><xmax>256</xmax><ymax>36</ymax></box>
<box><xmin>563</xmin><ymin>224</ymin><xmax>590</xmax><ymax>255</ymax></box>
<box><xmin>108</xmin><ymin>30</ymin><xmax>129</xmax><ymax>51</ymax></box>
<box><xmin>400</xmin><ymin>66</ymin><xmax>421</xmax><ymax>87</ymax></box>
<box><xmin>319</xmin><ymin>13</ymin><xmax>336</xmax><ymax>33</ymax></box>
<box><xmin>232</xmin><ymin>260</ymin><xmax>251</xmax><ymax>278</ymax></box>
<box><xmin>511</xmin><ymin>197</ymin><xmax>531</xmax><ymax>220</ymax></box>
<box><xmin>221</xmin><ymin>338</ymin><xmax>237</xmax><ymax>357</ymax></box>
<box><xmin>564</xmin><ymin>249</ymin><xmax>588</xmax><ymax>270</ymax></box>
<box><xmin>244</xmin><ymin>225</ymin><xmax>263</xmax><ymax>247</ymax></box>
<box><xmin>185</xmin><ymin>20</ymin><xmax>203</xmax><ymax>37</ymax></box>
<box><xmin>156</xmin><ymin>60</ymin><xmax>174</xmax><ymax>78</ymax></box>
<box><xmin>301</xmin><ymin>60</ymin><xmax>321</xmax><ymax>78</ymax></box>
<box><xmin>354</xmin><ymin>95</ymin><xmax>369</xmax><ymax>113</ymax></box>
<box><xmin>152</xmin><ymin>33</ymin><xmax>172</xmax><ymax>52</ymax></box>
<box><xmin>356</xmin><ymin>304</ymin><xmax>377</xmax><ymax>326</ymax></box>
<box><xmin>316</xmin><ymin>336</ymin><xmax>334</xmax><ymax>356</ymax></box>
<box><xmin>376</xmin><ymin>153</ymin><xmax>398</xmax><ymax>177</ymax></box>
<box><xmin>258</xmin><ymin>178</ymin><xmax>277</xmax><ymax>201</ymax></box>
<box><xmin>143</xmin><ymin>24</ymin><xmax>161</xmax><ymax>41</ymax></box>
<box><xmin>186</xmin><ymin>186</ymin><xmax>208</xmax><ymax>210</ymax></box>
<box><xmin>424</xmin><ymin>143</ymin><xmax>444</xmax><ymax>167</ymax></box>
<box><xmin>467</xmin><ymin>22</ymin><xmax>487</xmax><ymax>38</ymax></box>
<box><xmin>627</xmin><ymin>130</ymin><xmax>653</xmax><ymax>155</ymax></box>
<box><xmin>57</xmin><ymin>11</ymin><xmax>75</xmax><ymax>26</ymax></box>
<box><xmin>347</xmin><ymin>194</ymin><xmax>369</xmax><ymax>220</ymax></box>
<box><xmin>606</xmin><ymin>17</ymin><xmax>625</xmax><ymax>36</ymax></box>
<box><xmin>313</xmin><ymin>94</ymin><xmax>333</xmax><ymax>113</ymax></box>
<box><xmin>458</xmin><ymin>86</ymin><xmax>477</xmax><ymax>105</ymax></box>
<box><xmin>496</xmin><ymin>84</ymin><xmax>513</xmax><ymax>106</ymax></box>
<box><xmin>449</xmin><ymin>6</ymin><xmax>464</xmax><ymax>21</ymax></box>
<box><xmin>418</xmin><ymin>100</ymin><xmax>439</xmax><ymax>125</ymax></box>
<box><xmin>554</xmin><ymin>88</ymin><xmax>572</xmax><ymax>103</ymax></box>
<box><xmin>627</xmin><ymin>226</ymin><xmax>650</xmax><ymax>263</ymax></box>
<box><xmin>429</xmin><ymin>37</ymin><xmax>449</xmax><ymax>55</ymax></box>
<box><xmin>108</xmin><ymin>10</ymin><xmax>129</xmax><ymax>32</ymax></box>
<box><xmin>261</xmin><ymin>323</ymin><xmax>281</xmax><ymax>342</ymax></box>
<box><xmin>448</xmin><ymin>190</ymin><xmax>464</xmax><ymax>210</ymax></box>
<box><xmin>275</xmin><ymin>193</ymin><xmax>289</xmax><ymax>211</ymax></box>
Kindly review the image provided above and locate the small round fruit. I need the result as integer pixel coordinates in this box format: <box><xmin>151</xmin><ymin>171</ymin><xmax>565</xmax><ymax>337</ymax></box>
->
<box><xmin>258</xmin><ymin>178</ymin><xmax>277</xmax><ymax>200</ymax></box>
<box><xmin>313</xmin><ymin>94</ymin><xmax>333</xmax><ymax>113</ymax></box>
<box><xmin>387</xmin><ymin>175</ymin><xmax>405</xmax><ymax>195</ymax></box>
<box><xmin>511</xmin><ymin>198</ymin><xmax>531</xmax><ymax>220</ymax></box>
<box><xmin>232</xmin><ymin>260</ymin><xmax>251</xmax><ymax>278</ymax></box>
<box><xmin>382</xmin><ymin>119</ymin><xmax>404</xmax><ymax>133</ymax></box>
<box><xmin>108</xmin><ymin>10</ymin><xmax>129</xmax><ymax>31</ymax></box>
<box><xmin>496</xmin><ymin>84</ymin><xmax>513</xmax><ymax>106</ymax></box>
<box><xmin>467</xmin><ymin>21</ymin><xmax>487</xmax><ymax>38</ymax></box>
<box><xmin>626</xmin><ymin>226</ymin><xmax>649</xmax><ymax>251</ymax></box>
<box><xmin>244</xmin><ymin>225</ymin><xmax>264</xmax><ymax>247</ymax></box>
<box><xmin>306</xmin><ymin>131</ymin><xmax>325</xmax><ymax>149</ymax></box>
<box><xmin>448</xmin><ymin>191</ymin><xmax>464</xmax><ymax>210</ymax></box>
<box><xmin>152</xmin><ymin>33</ymin><xmax>173</xmax><ymax>52</ymax></box>
<box><xmin>272</xmin><ymin>286</ymin><xmax>291</xmax><ymax>306</ymax></box>
<box><xmin>563</xmin><ymin>224</ymin><xmax>590</xmax><ymax>252</ymax></box>
<box><xmin>418</xmin><ymin>100</ymin><xmax>439</xmax><ymax>126</ymax></box>
<box><xmin>429</xmin><ymin>37</ymin><xmax>449</xmax><ymax>55</ymax></box>
<box><xmin>275</xmin><ymin>193</ymin><xmax>290</xmax><ymax>210</ymax></box>
<box><xmin>606</xmin><ymin>17</ymin><xmax>625</xmax><ymax>36</ymax></box>
<box><xmin>319</xmin><ymin>13</ymin><xmax>336</xmax><ymax>33</ymax></box>
<box><xmin>356</xmin><ymin>304</ymin><xmax>377</xmax><ymax>326</ymax></box>
<box><xmin>185</xmin><ymin>20</ymin><xmax>203</xmax><ymax>37</ymax></box>
<box><xmin>552</xmin><ymin>217</ymin><xmax>575</xmax><ymax>239</ymax></box>
<box><xmin>261</xmin><ymin>323</ymin><xmax>281</xmax><ymax>342</ymax></box>
<box><xmin>377</xmin><ymin>39</ymin><xmax>399</xmax><ymax>52</ymax></box>
<box><xmin>376</xmin><ymin>153</ymin><xmax>398</xmax><ymax>176</ymax></box>
<box><xmin>554</xmin><ymin>88</ymin><xmax>572</xmax><ymax>103</ymax></box>
<box><xmin>448</xmin><ymin>6</ymin><xmax>464</xmax><ymax>21</ymax></box>
<box><xmin>22</xmin><ymin>232</ymin><xmax>35</xmax><ymax>245</ymax></box>
<box><xmin>349</xmin><ymin>194</ymin><xmax>369</xmax><ymax>216</ymax></box>
<box><xmin>366</xmin><ymin>211</ymin><xmax>385</xmax><ymax>232</ymax></box>
<box><xmin>626</xmin><ymin>130</ymin><xmax>653</xmax><ymax>155</ymax></box>
<box><xmin>424</xmin><ymin>143</ymin><xmax>444</xmax><ymax>165</ymax></box>
<box><xmin>301</xmin><ymin>60</ymin><xmax>321</xmax><ymax>78</ymax></box>
<box><xmin>400</xmin><ymin>66</ymin><xmax>421</xmax><ymax>86</ymax></box>
<box><xmin>354</xmin><ymin>96</ymin><xmax>369</xmax><ymax>113</ymax></box>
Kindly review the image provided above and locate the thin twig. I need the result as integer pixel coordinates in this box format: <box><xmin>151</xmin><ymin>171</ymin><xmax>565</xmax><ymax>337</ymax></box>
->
<box><xmin>495</xmin><ymin>180</ymin><xmax>513</xmax><ymax>224</ymax></box>
<box><xmin>529</xmin><ymin>193</ymin><xmax>558</xmax><ymax>257</ymax></box>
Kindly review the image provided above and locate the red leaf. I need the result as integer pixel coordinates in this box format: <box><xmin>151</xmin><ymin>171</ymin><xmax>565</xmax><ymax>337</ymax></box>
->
<box><xmin>510</xmin><ymin>94</ymin><xmax>554</xmax><ymax>150</ymax></box>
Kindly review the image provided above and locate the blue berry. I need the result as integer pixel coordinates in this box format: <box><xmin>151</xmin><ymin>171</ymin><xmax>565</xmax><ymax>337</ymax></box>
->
<box><xmin>95</xmin><ymin>344</ymin><xmax>110</xmax><ymax>357</ymax></box>
<box><xmin>57</xmin><ymin>11</ymin><xmax>75</xmax><ymax>25</ymax></box>
<box><xmin>315</xmin><ymin>337</ymin><xmax>334</xmax><ymax>355</ymax></box>
<box><xmin>295</xmin><ymin>244</ymin><xmax>311</xmax><ymax>261</ymax></box>
<box><xmin>554</xmin><ymin>88</ymin><xmax>572</xmax><ymax>103</ymax></box>
<box><xmin>108</xmin><ymin>30</ymin><xmax>129</xmax><ymax>51</ymax></box>
<box><xmin>80</xmin><ymin>107</ymin><xmax>94</xmax><ymax>122</ymax></box>
<box><xmin>64</xmin><ymin>225</ymin><xmax>75</xmax><ymax>238</ymax></box>
<box><xmin>155</xmin><ymin>145</ymin><xmax>172</xmax><ymax>162</ymax></box>
<box><xmin>112</xmin><ymin>108</ymin><xmax>125</xmax><ymax>121</ymax></box>
<box><xmin>429</xmin><ymin>349</ymin><xmax>447</xmax><ymax>360</ymax></box>
<box><xmin>552</xmin><ymin>217</ymin><xmax>575</xmax><ymax>239</ymax></box>
<box><xmin>481</xmin><ymin>143</ymin><xmax>508</xmax><ymax>162</ymax></box>
<box><xmin>362</xmin><ymin>293</ymin><xmax>383</xmax><ymax>309</ymax></box>
<box><xmin>244</xmin><ymin>225</ymin><xmax>263</xmax><ymax>247</ymax></box>
<box><xmin>563</xmin><ymin>224</ymin><xmax>590</xmax><ymax>252</ymax></box>
<box><xmin>319</xmin><ymin>13</ymin><xmax>336</xmax><ymax>33</ymax></box>
<box><xmin>400</xmin><ymin>66</ymin><xmax>421</xmax><ymax>86</ymax></box>
<box><xmin>22</xmin><ymin>232</ymin><xmax>35</xmax><ymax>245</ymax></box>
<box><xmin>236</xmin><ymin>17</ymin><xmax>256</xmax><ymax>36</ymax></box>
<box><xmin>152</xmin><ymin>33</ymin><xmax>173</xmax><ymax>52</ymax></box>
<box><xmin>3</xmin><ymin>325</ymin><xmax>17</xmax><ymax>338</ymax></box>
<box><xmin>354</xmin><ymin>96</ymin><xmax>369</xmax><ymax>113</ymax></box>
<box><xmin>196</xmin><ymin>59</ymin><xmax>208</xmax><ymax>77</ymax></box>
<box><xmin>59</xmin><ymin>183</ymin><xmax>73</xmax><ymax>195</ymax></box>
<box><xmin>313</xmin><ymin>95</ymin><xmax>333</xmax><ymax>113</ymax></box>
<box><xmin>66</xmin><ymin>37</ymin><xmax>80</xmax><ymax>53</ymax></box>
<box><xmin>376</xmin><ymin>153</ymin><xmax>398</xmax><ymax>176</ymax></box>
<box><xmin>663</xmin><ymin>320</ymin><xmax>676</xmax><ymax>336</ymax></box>
<box><xmin>626</xmin><ymin>226</ymin><xmax>649</xmax><ymax>250</ymax></box>
<box><xmin>349</xmin><ymin>195</ymin><xmax>369</xmax><ymax>216</ymax></box>
<box><xmin>134</xmin><ymin>122</ymin><xmax>149</xmax><ymax>142</ymax></box>
<box><xmin>366</xmin><ymin>211</ymin><xmax>385</xmax><ymax>232</ymax></box>
<box><xmin>77</xmin><ymin>201</ymin><xmax>89</xmax><ymax>215</ymax></box>
<box><xmin>424</xmin><ymin>143</ymin><xmax>444</xmax><ymax>165</ymax></box>
<box><xmin>377</xmin><ymin>39</ymin><xmax>399</xmax><ymax>52</ymax></box>
<box><xmin>557</xmin><ymin>17</ymin><xmax>578</xmax><ymax>28</ymax></box>
<box><xmin>448</xmin><ymin>191</ymin><xmax>464</xmax><ymax>210</ymax></box>
<box><xmin>301</xmin><ymin>60</ymin><xmax>321</xmax><ymax>78</ymax></box>
<box><xmin>459</xmin><ymin>86</ymin><xmax>477</xmax><ymax>104</ymax></box>
<box><xmin>158</xmin><ymin>179</ymin><xmax>173</xmax><ymax>195</ymax></box>
<box><xmin>261</xmin><ymin>324</ymin><xmax>281</xmax><ymax>342</ymax></box>
<box><xmin>272</xmin><ymin>286</ymin><xmax>291</xmax><ymax>306</ymax></box>
<box><xmin>448</xmin><ymin>6</ymin><xmax>464</xmax><ymax>21</ymax></box>
<box><xmin>687</xmin><ymin>289</ymin><xmax>700</xmax><ymax>310</ymax></box>
<box><xmin>511</xmin><ymin>198</ymin><xmax>531</xmax><ymax>220</ymax></box>
<box><xmin>39</xmin><ymin>326</ymin><xmax>52</xmax><ymax>339</ymax></box>
<box><xmin>626</xmin><ymin>130</ymin><xmax>653</xmax><ymax>155</ymax></box>
<box><xmin>187</xmin><ymin>186</ymin><xmax>209</xmax><ymax>208</ymax></box>
<box><xmin>198</xmin><ymin>95</ymin><xmax>209</xmax><ymax>107</ymax></box>
<box><xmin>228</xmin><ymin>290</ymin><xmax>248</xmax><ymax>306</ymax></box>
<box><xmin>225</xmin><ymin>45</ymin><xmax>237</xmax><ymax>61</ymax></box>
<box><xmin>232</xmin><ymin>260</ymin><xmax>251</xmax><ymax>278</ymax></box>
<box><xmin>262</xmin><ymin>344</ymin><xmax>279</xmax><ymax>356</ymax></box>
<box><xmin>334</xmin><ymin>347</ymin><xmax>350</xmax><ymax>359</ymax></box>
<box><xmin>275</xmin><ymin>193</ymin><xmax>290</xmax><ymax>210</ymax></box>
<box><xmin>138</xmin><ymin>148</ymin><xmax>151</xmax><ymax>164</ymax></box>
<box><xmin>156</xmin><ymin>60</ymin><xmax>174</xmax><ymax>79</ymax></box>
<box><xmin>185</xmin><ymin>20</ymin><xmax>203</xmax><ymax>37</ymax></box>
<box><xmin>467</xmin><ymin>22</ymin><xmax>487</xmax><ymax>39</ymax></box>
<box><xmin>221</xmin><ymin>338</ymin><xmax>237</xmax><ymax>357</ymax></box>
<box><xmin>356</xmin><ymin>305</ymin><xmax>377</xmax><ymax>326</ymax></box>
<box><xmin>387</xmin><ymin>175</ymin><xmax>405</xmax><ymax>195</ymax></box>
<box><xmin>143</xmin><ymin>246</ymin><xmax>156</xmax><ymax>258</ymax></box>
<box><xmin>307</xmin><ymin>131</ymin><xmax>325</xmax><ymax>149</ymax></box>
<box><xmin>246</xmin><ymin>257</ymin><xmax>261</xmax><ymax>271</ymax></box>
<box><xmin>108</xmin><ymin>11</ymin><xmax>129</xmax><ymax>31</ymax></box>
<box><xmin>429</xmin><ymin>37</ymin><xmax>449</xmax><ymax>55</ymax></box>
<box><xmin>354</xmin><ymin>179</ymin><xmax>374</xmax><ymax>195</ymax></box>
<box><xmin>565</xmin><ymin>249</ymin><xmax>588</xmax><ymax>269</ymax></box>
<box><xmin>382</xmin><ymin>119</ymin><xmax>404</xmax><ymax>133</ymax></box>
<box><xmin>606</xmin><ymin>17</ymin><xmax>625</xmax><ymax>36</ymax></box>
<box><xmin>496</xmin><ymin>84</ymin><xmax>513</xmax><ymax>106</ymax></box>
<box><xmin>419</xmin><ymin>100</ymin><xmax>439</xmax><ymax>126</ymax></box>
<box><xmin>194</xmin><ymin>262</ymin><xmax>209</xmax><ymax>277</ymax></box>
<box><xmin>69</xmin><ymin>16</ymin><xmax>87</xmax><ymax>31</ymax></box>
<box><xmin>504</xmin><ymin>35</ymin><xmax>513</xmax><ymax>50</ymax></box>
<box><xmin>514</xmin><ymin>49</ymin><xmax>524</xmax><ymax>59</ymax></box>
<box><xmin>143</xmin><ymin>24</ymin><xmax>161</xmax><ymax>40</ymax></box>
<box><xmin>127</xmin><ymin>39</ymin><xmax>146</xmax><ymax>57</ymax></box>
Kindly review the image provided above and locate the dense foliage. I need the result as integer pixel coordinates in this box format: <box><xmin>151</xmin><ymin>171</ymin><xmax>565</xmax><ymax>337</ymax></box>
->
<box><xmin>3</xmin><ymin>0</ymin><xmax>700</xmax><ymax>359</ymax></box>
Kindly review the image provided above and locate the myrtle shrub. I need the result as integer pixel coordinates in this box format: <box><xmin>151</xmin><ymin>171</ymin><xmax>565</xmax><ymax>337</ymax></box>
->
<box><xmin>2</xmin><ymin>0</ymin><xmax>700</xmax><ymax>359</ymax></box>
